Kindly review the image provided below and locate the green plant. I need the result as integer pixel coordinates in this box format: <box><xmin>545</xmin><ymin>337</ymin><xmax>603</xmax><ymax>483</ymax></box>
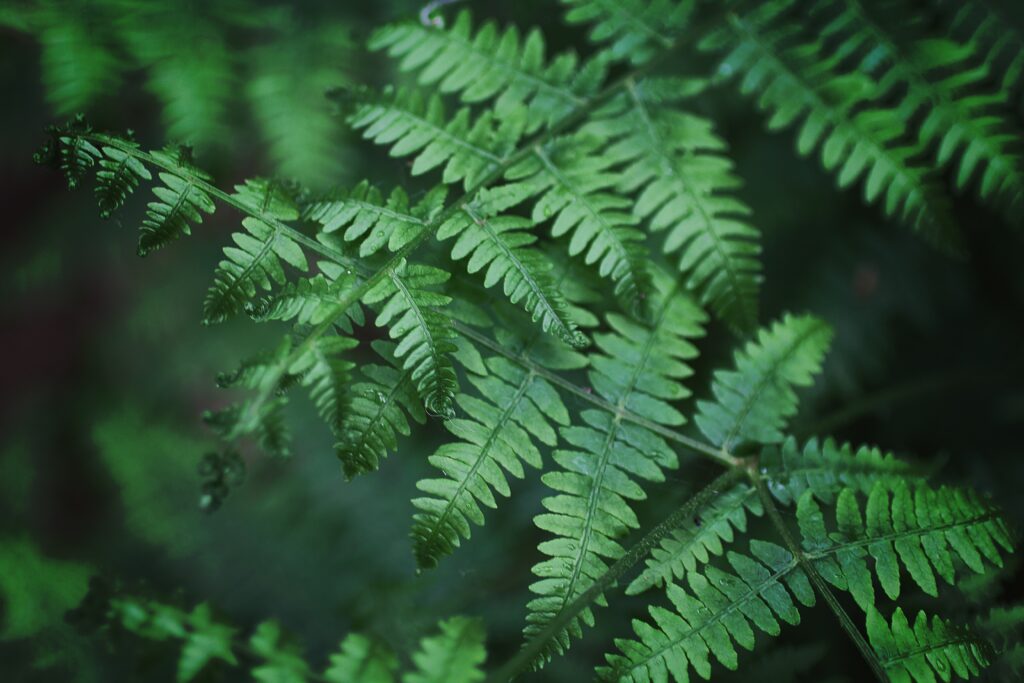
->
<box><xmin>29</xmin><ymin>0</ymin><xmax>1024</xmax><ymax>681</ymax></box>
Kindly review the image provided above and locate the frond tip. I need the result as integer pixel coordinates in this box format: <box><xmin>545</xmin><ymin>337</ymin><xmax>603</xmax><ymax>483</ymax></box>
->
<box><xmin>695</xmin><ymin>314</ymin><xmax>832</xmax><ymax>453</ymax></box>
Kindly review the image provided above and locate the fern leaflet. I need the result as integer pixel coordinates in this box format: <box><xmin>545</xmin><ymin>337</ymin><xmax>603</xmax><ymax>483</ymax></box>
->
<box><xmin>797</xmin><ymin>482</ymin><xmax>1012</xmax><ymax>609</ymax></box>
<box><xmin>867</xmin><ymin>607</ymin><xmax>990</xmax><ymax>683</ymax></box>
<box><xmin>587</xmin><ymin>78</ymin><xmax>762</xmax><ymax>332</ymax></box>
<box><xmin>204</xmin><ymin>181</ymin><xmax>308</xmax><ymax>325</ymax></box>
<box><xmin>364</xmin><ymin>262</ymin><xmax>459</xmax><ymax>418</ymax></box>
<box><xmin>527</xmin><ymin>270</ymin><xmax>707</xmax><ymax>662</ymax></box>
<box><xmin>695</xmin><ymin>314</ymin><xmax>832</xmax><ymax>453</ymax></box>
<box><xmin>370</xmin><ymin>10</ymin><xmax>603</xmax><ymax>133</ymax></box>
<box><xmin>336</xmin><ymin>341</ymin><xmax>425</xmax><ymax>479</ymax></box>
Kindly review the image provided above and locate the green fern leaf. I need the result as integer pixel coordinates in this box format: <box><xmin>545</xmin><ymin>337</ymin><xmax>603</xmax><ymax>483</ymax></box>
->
<box><xmin>305</xmin><ymin>182</ymin><xmax>444</xmax><ymax>258</ymax></box>
<box><xmin>343</xmin><ymin>87</ymin><xmax>519</xmax><ymax>190</ymax></box>
<box><xmin>95</xmin><ymin>142</ymin><xmax>152</xmax><ymax>217</ymax></box>
<box><xmin>527</xmin><ymin>271</ymin><xmax>707</xmax><ymax>662</ymax></box>
<box><xmin>812</xmin><ymin>0</ymin><xmax>1024</xmax><ymax>216</ymax></box>
<box><xmin>204</xmin><ymin>183</ymin><xmax>308</xmax><ymax>324</ymax></box>
<box><xmin>694</xmin><ymin>314</ymin><xmax>832</xmax><ymax>453</ymax></box>
<box><xmin>369</xmin><ymin>10</ymin><xmax>604</xmax><ymax>133</ymax></box>
<box><xmin>797</xmin><ymin>482</ymin><xmax>1013</xmax><ymax>610</ymax></box>
<box><xmin>867</xmin><ymin>607</ymin><xmax>991</xmax><ymax>683</ymax></box>
<box><xmin>337</xmin><ymin>341</ymin><xmax>425</xmax><ymax>479</ymax></box>
<box><xmin>940</xmin><ymin>0</ymin><xmax>1024</xmax><ymax>108</ymax></box>
<box><xmin>53</xmin><ymin>125</ymin><xmax>101</xmax><ymax>190</ymax></box>
<box><xmin>363</xmin><ymin>262</ymin><xmax>459</xmax><ymax>417</ymax></box>
<box><xmin>138</xmin><ymin>150</ymin><xmax>217</xmax><ymax>256</ymax></box>
<box><xmin>707</xmin><ymin>6</ymin><xmax>960</xmax><ymax>247</ymax></box>
<box><xmin>600</xmin><ymin>540</ymin><xmax>815</xmax><ymax>682</ymax></box>
<box><xmin>627</xmin><ymin>484</ymin><xmax>763</xmax><ymax>595</ymax></box>
<box><xmin>326</xmin><ymin>633</ymin><xmax>399</xmax><ymax>683</ymax></box>
<box><xmin>404</xmin><ymin>617</ymin><xmax>486</xmax><ymax>683</ymax></box>
<box><xmin>559</xmin><ymin>0</ymin><xmax>693</xmax><ymax>65</ymax></box>
<box><xmin>246</xmin><ymin>24</ymin><xmax>353</xmax><ymax>186</ymax></box>
<box><xmin>760</xmin><ymin>436</ymin><xmax>919</xmax><ymax>504</ymax></box>
<box><xmin>120</xmin><ymin>12</ymin><xmax>232</xmax><ymax>151</ymax></box>
<box><xmin>247</xmin><ymin>272</ymin><xmax>366</xmax><ymax>333</ymax></box>
<box><xmin>206</xmin><ymin>334</ymin><xmax>357</xmax><ymax>457</ymax></box>
<box><xmin>412</xmin><ymin>355</ymin><xmax>570</xmax><ymax>568</ymax></box>
<box><xmin>587</xmin><ymin>80</ymin><xmax>762</xmax><ymax>332</ymax></box>
<box><xmin>250</xmin><ymin>620</ymin><xmax>311</xmax><ymax>683</ymax></box>
<box><xmin>34</xmin><ymin>9</ymin><xmax>121</xmax><ymax>115</ymax></box>
<box><xmin>288</xmin><ymin>335</ymin><xmax>358</xmax><ymax>439</ymax></box>
<box><xmin>502</xmin><ymin>134</ymin><xmax>652</xmax><ymax>312</ymax></box>
<box><xmin>437</xmin><ymin>204</ymin><xmax>586</xmax><ymax>347</ymax></box>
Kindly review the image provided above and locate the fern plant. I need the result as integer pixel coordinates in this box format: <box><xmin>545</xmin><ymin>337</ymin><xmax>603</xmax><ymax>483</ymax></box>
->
<box><xmin>31</xmin><ymin>0</ymin><xmax>1024</xmax><ymax>681</ymax></box>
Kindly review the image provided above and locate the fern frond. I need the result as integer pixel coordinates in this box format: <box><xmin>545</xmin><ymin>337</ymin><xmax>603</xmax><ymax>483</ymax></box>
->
<box><xmin>305</xmin><ymin>182</ymin><xmax>444</xmax><ymax>258</ymax></box>
<box><xmin>119</xmin><ymin>12</ymin><xmax>232</xmax><ymax>151</ymax></box>
<box><xmin>601</xmin><ymin>540</ymin><xmax>816</xmax><ymax>682</ymax></box>
<box><xmin>288</xmin><ymin>335</ymin><xmax>358</xmax><ymax>438</ymax></box>
<box><xmin>760</xmin><ymin>436</ymin><xmax>919</xmax><ymax>504</ymax></box>
<box><xmin>527</xmin><ymin>272</ymin><xmax>707</xmax><ymax>662</ymax></box>
<box><xmin>245</xmin><ymin>23</ymin><xmax>353</xmax><ymax>187</ymax></box>
<box><xmin>336</xmin><ymin>341</ymin><xmax>425</xmax><ymax>479</ymax></box>
<box><xmin>587</xmin><ymin>80</ymin><xmax>762</xmax><ymax>332</ymax></box>
<box><xmin>94</xmin><ymin>141</ymin><xmax>153</xmax><ymax>217</ymax></box>
<box><xmin>628</xmin><ymin>484</ymin><xmax>763</xmax><ymax>595</ymax></box>
<box><xmin>364</xmin><ymin>262</ymin><xmax>459</xmax><ymax>417</ymax></box>
<box><xmin>405</xmin><ymin>617</ymin><xmax>486</xmax><ymax>683</ymax></box>
<box><xmin>204</xmin><ymin>181</ymin><xmax>308</xmax><ymax>324</ymax></box>
<box><xmin>976</xmin><ymin>604</ymin><xmax>1024</xmax><ymax>681</ymax></box>
<box><xmin>502</xmin><ymin>135</ymin><xmax>652</xmax><ymax>313</ymax></box>
<box><xmin>107</xmin><ymin>597</ymin><xmax>237</xmax><ymax>682</ymax></box>
<box><xmin>797</xmin><ymin>482</ymin><xmax>1013</xmax><ymax>609</ymax></box>
<box><xmin>247</xmin><ymin>272</ymin><xmax>365</xmax><ymax>333</ymax></box>
<box><xmin>343</xmin><ymin>87</ymin><xmax>519</xmax><ymax>190</ymax></box>
<box><xmin>707</xmin><ymin>7</ymin><xmax>959</xmax><ymax>247</ymax></box>
<box><xmin>138</xmin><ymin>150</ymin><xmax>217</xmax><ymax>256</ymax></box>
<box><xmin>47</xmin><ymin>120</ymin><xmax>102</xmax><ymax>190</ymax></box>
<box><xmin>559</xmin><ymin>0</ymin><xmax>692</xmax><ymax>65</ymax></box>
<box><xmin>412</xmin><ymin>355</ymin><xmax>570</xmax><ymax>568</ymax></box>
<box><xmin>813</xmin><ymin>0</ymin><xmax>1024</xmax><ymax>216</ymax></box>
<box><xmin>370</xmin><ymin>10</ymin><xmax>604</xmax><ymax>134</ymax></box>
<box><xmin>940</xmin><ymin>0</ymin><xmax>1024</xmax><ymax>110</ymax></box>
<box><xmin>695</xmin><ymin>314</ymin><xmax>832</xmax><ymax>453</ymax></box>
<box><xmin>34</xmin><ymin>8</ymin><xmax>121</xmax><ymax>115</ymax></box>
<box><xmin>437</xmin><ymin>204</ymin><xmax>586</xmax><ymax>347</ymax></box>
<box><xmin>207</xmin><ymin>333</ymin><xmax>357</xmax><ymax>456</ymax></box>
<box><xmin>326</xmin><ymin>633</ymin><xmax>399</xmax><ymax>683</ymax></box>
<box><xmin>250</xmin><ymin>620</ymin><xmax>312</xmax><ymax>682</ymax></box>
<box><xmin>867</xmin><ymin>607</ymin><xmax>991</xmax><ymax>683</ymax></box>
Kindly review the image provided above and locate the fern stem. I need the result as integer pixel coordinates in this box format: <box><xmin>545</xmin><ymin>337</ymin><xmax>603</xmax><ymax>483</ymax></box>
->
<box><xmin>750</xmin><ymin>465</ymin><xmax>888</xmax><ymax>683</ymax></box>
<box><xmin>486</xmin><ymin>466</ymin><xmax>747</xmax><ymax>683</ymax></box>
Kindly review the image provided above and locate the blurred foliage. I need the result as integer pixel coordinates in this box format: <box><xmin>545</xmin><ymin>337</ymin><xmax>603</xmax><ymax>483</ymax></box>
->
<box><xmin>1</xmin><ymin>0</ymin><xmax>1024</xmax><ymax>682</ymax></box>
